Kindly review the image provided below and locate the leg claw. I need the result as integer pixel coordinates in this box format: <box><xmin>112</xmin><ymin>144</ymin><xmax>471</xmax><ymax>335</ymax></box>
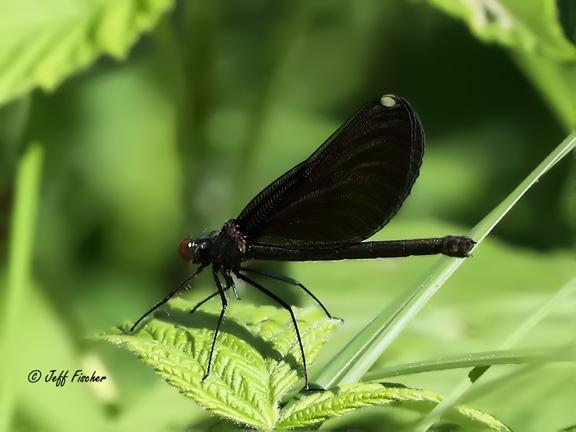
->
<box><xmin>120</xmin><ymin>326</ymin><xmax>136</xmax><ymax>335</ymax></box>
<box><xmin>303</xmin><ymin>383</ymin><xmax>325</xmax><ymax>393</ymax></box>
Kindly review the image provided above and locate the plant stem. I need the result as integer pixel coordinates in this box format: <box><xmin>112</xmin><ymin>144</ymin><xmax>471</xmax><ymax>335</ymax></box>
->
<box><xmin>514</xmin><ymin>52</ymin><xmax>576</xmax><ymax>131</ymax></box>
<box><xmin>313</xmin><ymin>132</ymin><xmax>576</xmax><ymax>389</ymax></box>
<box><xmin>0</xmin><ymin>143</ymin><xmax>44</xmax><ymax>432</ymax></box>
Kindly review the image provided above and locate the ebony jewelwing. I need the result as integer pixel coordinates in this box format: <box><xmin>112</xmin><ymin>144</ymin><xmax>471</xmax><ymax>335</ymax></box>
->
<box><xmin>126</xmin><ymin>94</ymin><xmax>475</xmax><ymax>389</ymax></box>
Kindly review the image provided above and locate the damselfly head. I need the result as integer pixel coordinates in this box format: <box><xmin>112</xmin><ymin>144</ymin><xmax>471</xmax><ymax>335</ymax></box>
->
<box><xmin>178</xmin><ymin>235</ymin><xmax>213</xmax><ymax>264</ymax></box>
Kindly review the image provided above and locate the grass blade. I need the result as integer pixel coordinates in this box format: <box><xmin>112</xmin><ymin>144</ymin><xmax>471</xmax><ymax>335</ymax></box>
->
<box><xmin>313</xmin><ymin>132</ymin><xmax>576</xmax><ymax>389</ymax></box>
<box><xmin>363</xmin><ymin>347</ymin><xmax>576</xmax><ymax>381</ymax></box>
<box><xmin>0</xmin><ymin>143</ymin><xmax>44</xmax><ymax>432</ymax></box>
<box><xmin>415</xmin><ymin>277</ymin><xmax>576</xmax><ymax>431</ymax></box>
<box><xmin>460</xmin><ymin>341</ymin><xmax>576</xmax><ymax>404</ymax></box>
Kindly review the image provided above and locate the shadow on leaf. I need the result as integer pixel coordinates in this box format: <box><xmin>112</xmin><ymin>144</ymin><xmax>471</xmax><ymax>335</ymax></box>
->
<box><xmin>155</xmin><ymin>305</ymin><xmax>303</xmax><ymax>374</ymax></box>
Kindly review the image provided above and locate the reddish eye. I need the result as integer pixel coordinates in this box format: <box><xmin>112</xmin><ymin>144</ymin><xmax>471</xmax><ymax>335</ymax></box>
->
<box><xmin>178</xmin><ymin>237</ymin><xmax>194</xmax><ymax>261</ymax></box>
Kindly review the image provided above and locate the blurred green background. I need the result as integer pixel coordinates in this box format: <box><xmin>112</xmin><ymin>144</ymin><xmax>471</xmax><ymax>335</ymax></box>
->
<box><xmin>0</xmin><ymin>0</ymin><xmax>575</xmax><ymax>431</ymax></box>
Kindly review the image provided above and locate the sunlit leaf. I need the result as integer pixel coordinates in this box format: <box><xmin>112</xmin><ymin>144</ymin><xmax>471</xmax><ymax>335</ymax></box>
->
<box><xmin>419</xmin><ymin>1</ymin><xmax>576</xmax><ymax>129</ymax></box>
<box><xmin>98</xmin><ymin>300</ymin><xmax>511</xmax><ymax>430</ymax></box>
<box><xmin>423</xmin><ymin>0</ymin><xmax>576</xmax><ymax>59</ymax></box>
<box><xmin>278</xmin><ymin>382</ymin><xmax>511</xmax><ymax>431</ymax></box>
<box><xmin>0</xmin><ymin>0</ymin><xmax>174</xmax><ymax>105</ymax></box>
<box><xmin>99</xmin><ymin>301</ymin><xmax>340</xmax><ymax>429</ymax></box>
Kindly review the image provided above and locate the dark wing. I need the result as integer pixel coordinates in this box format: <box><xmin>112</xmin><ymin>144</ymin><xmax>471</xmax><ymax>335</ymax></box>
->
<box><xmin>236</xmin><ymin>94</ymin><xmax>424</xmax><ymax>248</ymax></box>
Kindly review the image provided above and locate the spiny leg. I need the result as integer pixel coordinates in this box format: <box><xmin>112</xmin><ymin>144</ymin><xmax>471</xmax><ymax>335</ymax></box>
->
<box><xmin>235</xmin><ymin>271</ymin><xmax>310</xmax><ymax>390</ymax></box>
<box><xmin>189</xmin><ymin>286</ymin><xmax>231</xmax><ymax>315</ymax></box>
<box><xmin>191</xmin><ymin>270</ymin><xmax>239</xmax><ymax>315</ymax></box>
<box><xmin>222</xmin><ymin>269</ymin><xmax>240</xmax><ymax>300</ymax></box>
<box><xmin>203</xmin><ymin>266</ymin><xmax>228</xmax><ymax>381</ymax></box>
<box><xmin>240</xmin><ymin>267</ymin><xmax>341</xmax><ymax>321</ymax></box>
<box><xmin>126</xmin><ymin>265</ymin><xmax>205</xmax><ymax>333</ymax></box>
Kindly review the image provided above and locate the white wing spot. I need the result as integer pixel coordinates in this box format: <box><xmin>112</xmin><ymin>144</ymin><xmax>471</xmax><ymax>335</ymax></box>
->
<box><xmin>380</xmin><ymin>95</ymin><xmax>396</xmax><ymax>107</ymax></box>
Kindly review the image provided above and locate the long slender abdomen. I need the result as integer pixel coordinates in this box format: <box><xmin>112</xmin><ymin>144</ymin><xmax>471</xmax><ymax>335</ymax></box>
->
<box><xmin>246</xmin><ymin>236</ymin><xmax>475</xmax><ymax>262</ymax></box>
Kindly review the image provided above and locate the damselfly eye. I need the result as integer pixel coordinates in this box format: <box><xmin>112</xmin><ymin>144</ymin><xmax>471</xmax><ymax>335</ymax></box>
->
<box><xmin>178</xmin><ymin>237</ymin><xmax>194</xmax><ymax>261</ymax></box>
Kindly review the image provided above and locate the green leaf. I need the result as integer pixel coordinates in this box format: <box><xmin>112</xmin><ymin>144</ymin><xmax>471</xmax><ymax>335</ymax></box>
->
<box><xmin>423</xmin><ymin>0</ymin><xmax>576</xmax><ymax>59</ymax></box>
<box><xmin>98</xmin><ymin>301</ymin><xmax>340</xmax><ymax>430</ymax></box>
<box><xmin>421</xmin><ymin>1</ymin><xmax>576</xmax><ymax>127</ymax></box>
<box><xmin>277</xmin><ymin>382</ymin><xmax>511</xmax><ymax>431</ymax></box>
<box><xmin>0</xmin><ymin>0</ymin><xmax>174</xmax><ymax>106</ymax></box>
<box><xmin>99</xmin><ymin>300</ymin><xmax>510</xmax><ymax>430</ymax></box>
